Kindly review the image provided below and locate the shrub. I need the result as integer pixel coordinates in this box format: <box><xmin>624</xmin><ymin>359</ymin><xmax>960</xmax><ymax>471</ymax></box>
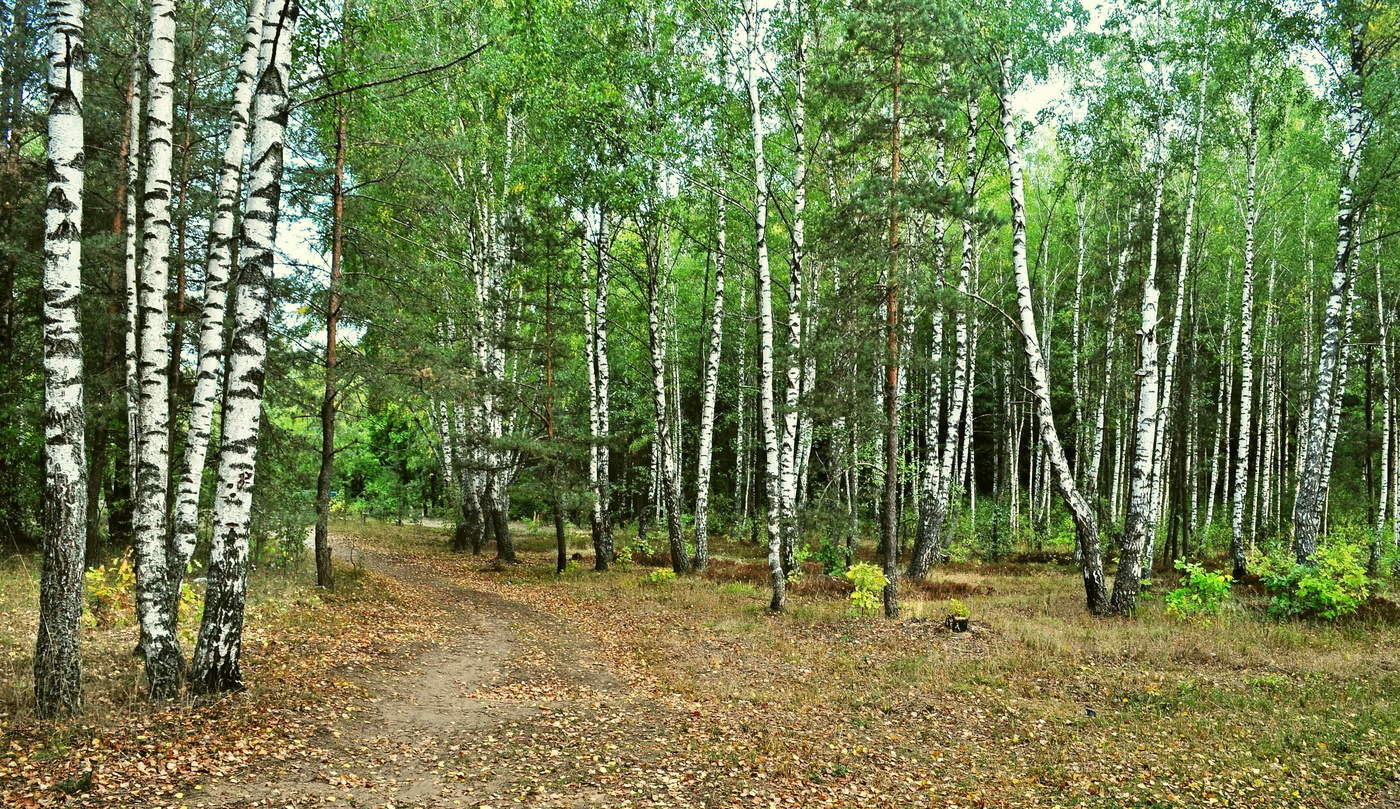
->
<box><xmin>642</xmin><ymin>569</ymin><xmax>677</xmax><ymax>586</ymax></box>
<box><xmin>84</xmin><ymin>553</ymin><xmax>136</xmax><ymax>629</ymax></box>
<box><xmin>1254</xmin><ymin>540</ymin><xmax>1371</xmax><ymax>621</ymax></box>
<box><xmin>844</xmin><ymin>562</ymin><xmax>887</xmax><ymax>615</ymax></box>
<box><xmin>812</xmin><ymin>537</ymin><xmax>850</xmax><ymax>576</ymax></box>
<box><xmin>1164</xmin><ymin>560</ymin><xmax>1233</xmax><ymax>619</ymax></box>
<box><xmin>945</xmin><ymin>598</ymin><xmax>969</xmax><ymax>617</ymax></box>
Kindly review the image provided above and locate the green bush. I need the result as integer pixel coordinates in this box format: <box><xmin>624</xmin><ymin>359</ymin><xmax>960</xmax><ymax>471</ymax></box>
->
<box><xmin>812</xmin><ymin>537</ymin><xmax>850</xmax><ymax>576</ymax></box>
<box><xmin>945</xmin><ymin>598</ymin><xmax>969</xmax><ymax>618</ymax></box>
<box><xmin>642</xmin><ymin>569</ymin><xmax>677</xmax><ymax>586</ymax></box>
<box><xmin>1164</xmin><ymin>560</ymin><xmax>1233</xmax><ymax>620</ymax></box>
<box><xmin>1254</xmin><ymin>540</ymin><xmax>1371</xmax><ymax>621</ymax></box>
<box><xmin>844</xmin><ymin>562</ymin><xmax>887</xmax><ymax>615</ymax></box>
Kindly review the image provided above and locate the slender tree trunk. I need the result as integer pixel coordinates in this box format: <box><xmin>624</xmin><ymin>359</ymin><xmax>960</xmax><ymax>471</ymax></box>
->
<box><xmin>1294</xmin><ymin>33</ymin><xmax>1366</xmax><ymax>564</ymax></box>
<box><xmin>312</xmin><ymin>105</ymin><xmax>345</xmax><ymax>590</ymax></box>
<box><xmin>646</xmin><ymin>219</ymin><xmax>688</xmax><ymax>574</ymax></box>
<box><xmin>88</xmin><ymin>63</ymin><xmax>140</xmax><ymax>563</ymax></box>
<box><xmin>746</xmin><ymin>0</ymin><xmax>785</xmax><ymax>611</ymax></box>
<box><xmin>1086</xmin><ymin>207</ymin><xmax>1138</xmax><ymax>497</ymax></box>
<box><xmin>999</xmin><ymin>52</ymin><xmax>1108</xmax><ymax>615</ymax></box>
<box><xmin>879</xmin><ymin>34</ymin><xmax>904</xmax><ymax>619</ymax></box>
<box><xmin>191</xmin><ymin>0</ymin><xmax>300</xmax><ymax>695</ymax></box>
<box><xmin>1230</xmin><ymin>100</ymin><xmax>1260</xmax><ymax>580</ymax></box>
<box><xmin>1110</xmin><ymin>162</ymin><xmax>1165</xmax><ymax>615</ymax></box>
<box><xmin>133</xmin><ymin>0</ymin><xmax>182</xmax><ymax>700</ymax></box>
<box><xmin>171</xmin><ymin>0</ymin><xmax>268</xmax><ymax>609</ymax></box>
<box><xmin>1147</xmin><ymin>64</ymin><xmax>1209</xmax><ymax>564</ymax></box>
<box><xmin>34</xmin><ymin>0</ymin><xmax>87</xmax><ymax>719</ymax></box>
<box><xmin>590</xmin><ymin>208</ymin><xmax>613</xmax><ymax>568</ymax></box>
<box><xmin>116</xmin><ymin>31</ymin><xmax>143</xmax><ymax>553</ymax></box>
<box><xmin>1373</xmin><ymin>252</ymin><xmax>1391</xmax><ymax>574</ymax></box>
<box><xmin>693</xmin><ymin>201</ymin><xmax>726</xmax><ymax>572</ymax></box>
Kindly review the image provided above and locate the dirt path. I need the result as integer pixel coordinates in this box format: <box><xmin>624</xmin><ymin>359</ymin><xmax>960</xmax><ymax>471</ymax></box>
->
<box><xmin>197</xmin><ymin>536</ymin><xmax>625</xmax><ymax>808</ymax></box>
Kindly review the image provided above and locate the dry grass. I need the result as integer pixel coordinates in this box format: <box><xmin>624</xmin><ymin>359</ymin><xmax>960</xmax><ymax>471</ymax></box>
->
<box><xmin>384</xmin><ymin>519</ymin><xmax>1400</xmax><ymax>807</ymax></box>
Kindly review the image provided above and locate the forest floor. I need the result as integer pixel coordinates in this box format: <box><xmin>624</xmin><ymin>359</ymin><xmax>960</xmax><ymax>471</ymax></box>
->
<box><xmin>2</xmin><ymin>519</ymin><xmax>1399</xmax><ymax>809</ymax></box>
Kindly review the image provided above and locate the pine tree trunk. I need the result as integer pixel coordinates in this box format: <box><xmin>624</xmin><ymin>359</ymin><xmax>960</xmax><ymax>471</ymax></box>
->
<box><xmin>133</xmin><ymin>0</ymin><xmax>182</xmax><ymax>699</ymax></box>
<box><xmin>171</xmin><ymin>0</ymin><xmax>268</xmax><ymax>607</ymax></box>
<box><xmin>312</xmin><ymin>105</ymin><xmax>345</xmax><ymax>590</ymax></box>
<box><xmin>34</xmin><ymin>0</ymin><xmax>87</xmax><ymax>719</ymax></box>
<box><xmin>191</xmin><ymin>0</ymin><xmax>300</xmax><ymax>695</ymax></box>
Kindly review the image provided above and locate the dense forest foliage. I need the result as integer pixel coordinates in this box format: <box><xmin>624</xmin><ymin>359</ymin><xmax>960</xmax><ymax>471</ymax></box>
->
<box><xmin>6</xmin><ymin>0</ymin><xmax>1400</xmax><ymax>718</ymax></box>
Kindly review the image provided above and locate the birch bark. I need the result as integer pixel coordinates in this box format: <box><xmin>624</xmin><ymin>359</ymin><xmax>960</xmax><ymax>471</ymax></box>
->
<box><xmin>999</xmin><ymin>54</ymin><xmax>1108</xmax><ymax>615</ymax></box>
<box><xmin>1293</xmin><ymin>33</ymin><xmax>1365</xmax><ymax>563</ymax></box>
<box><xmin>191</xmin><ymin>0</ymin><xmax>300</xmax><ymax>694</ymax></box>
<box><xmin>745</xmin><ymin>0</ymin><xmax>785</xmax><ymax>611</ymax></box>
<box><xmin>171</xmin><ymin>0</ymin><xmax>269</xmax><ymax>607</ymax></box>
<box><xmin>34</xmin><ymin>0</ymin><xmax>87</xmax><ymax>719</ymax></box>
<box><xmin>133</xmin><ymin>0</ymin><xmax>182</xmax><ymax>699</ymax></box>
<box><xmin>693</xmin><ymin>201</ymin><xmax>726</xmax><ymax>571</ymax></box>
<box><xmin>1230</xmin><ymin>99</ymin><xmax>1260</xmax><ymax>579</ymax></box>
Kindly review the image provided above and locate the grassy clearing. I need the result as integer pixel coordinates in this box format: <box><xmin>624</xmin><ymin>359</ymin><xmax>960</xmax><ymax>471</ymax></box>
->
<box><xmin>0</xmin><ymin>541</ymin><xmax>440</xmax><ymax>808</ymax></box>
<box><xmin>379</xmin><ymin>519</ymin><xmax>1400</xmax><ymax>808</ymax></box>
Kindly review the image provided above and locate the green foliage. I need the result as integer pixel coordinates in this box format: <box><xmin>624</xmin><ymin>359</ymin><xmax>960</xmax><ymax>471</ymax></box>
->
<box><xmin>83</xmin><ymin>553</ymin><xmax>200</xmax><ymax>633</ymax></box>
<box><xmin>1253</xmin><ymin>536</ymin><xmax>1372</xmax><ymax>621</ymax></box>
<box><xmin>1164</xmin><ymin>560</ymin><xmax>1233</xmax><ymax>620</ymax></box>
<box><xmin>813</xmin><ymin>537</ymin><xmax>851</xmax><ymax>576</ymax></box>
<box><xmin>642</xmin><ymin>569</ymin><xmax>677</xmax><ymax>586</ymax></box>
<box><xmin>82</xmin><ymin>554</ymin><xmax>136</xmax><ymax>630</ymax></box>
<box><xmin>945</xmin><ymin>598</ymin><xmax>970</xmax><ymax>618</ymax></box>
<box><xmin>844</xmin><ymin>562</ymin><xmax>887</xmax><ymax>616</ymax></box>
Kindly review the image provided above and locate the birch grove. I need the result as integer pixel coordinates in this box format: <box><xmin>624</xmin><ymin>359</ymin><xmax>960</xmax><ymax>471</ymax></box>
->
<box><xmin>12</xmin><ymin>0</ymin><xmax>1400</xmax><ymax>728</ymax></box>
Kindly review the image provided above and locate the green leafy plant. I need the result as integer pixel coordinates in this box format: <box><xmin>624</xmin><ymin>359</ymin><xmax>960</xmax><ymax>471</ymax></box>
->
<box><xmin>813</xmin><ymin>537</ymin><xmax>850</xmax><ymax>576</ymax></box>
<box><xmin>1253</xmin><ymin>539</ymin><xmax>1371</xmax><ymax>621</ymax></box>
<box><xmin>83</xmin><ymin>553</ymin><xmax>136</xmax><ymax>629</ymax></box>
<box><xmin>1164</xmin><ymin>560</ymin><xmax>1233</xmax><ymax>619</ymax></box>
<box><xmin>643</xmin><ymin>569</ymin><xmax>677</xmax><ymax>586</ymax></box>
<box><xmin>843</xmin><ymin>562</ymin><xmax>887</xmax><ymax>615</ymax></box>
<box><xmin>945</xmin><ymin>598</ymin><xmax>969</xmax><ymax>618</ymax></box>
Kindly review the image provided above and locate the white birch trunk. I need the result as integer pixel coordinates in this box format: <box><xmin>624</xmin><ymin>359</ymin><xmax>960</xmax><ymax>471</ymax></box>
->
<box><xmin>132</xmin><ymin>0</ymin><xmax>181</xmax><ymax>699</ymax></box>
<box><xmin>1230</xmin><ymin>103</ymin><xmax>1260</xmax><ymax>578</ymax></box>
<box><xmin>1149</xmin><ymin>64</ymin><xmax>1209</xmax><ymax>541</ymax></box>
<box><xmin>191</xmin><ymin>0</ymin><xmax>300</xmax><ymax>694</ymax></box>
<box><xmin>1086</xmin><ymin>206</ymin><xmax>1138</xmax><ymax>494</ymax></box>
<box><xmin>1110</xmin><ymin>161</ymin><xmax>1165</xmax><ymax>615</ymax></box>
<box><xmin>34</xmin><ymin>0</ymin><xmax>87</xmax><ymax>718</ymax></box>
<box><xmin>169</xmin><ymin>0</ymin><xmax>269</xmax><ymax>611</ymax></box>
<box><xmin>1293</xmin><ymin>35</ymin><xmax>1366</xmax><ymax>563</ymax></box>
<box><xmin>693</xmin><ymin>202</ymin><xmax>726</xmax><ymax>571</ymax></box>
<box><xmin>1373</xmin><ymin>252</ymin><xmax>1391</xmax><ymax>573</ymax></box>
<box><xmin>123</xmin><ymin>51</ymin><xmax>142</xmax><ymax>513</ymax></box>
<box><xmin>999</xmin><ymin>54</ymin><xmax>1108</xmax><ymax>615</ymax></box>
<box><xmin>746</xmin><ymin>0</ymin><xmax>785</xmax><ymax>610</ymax></box>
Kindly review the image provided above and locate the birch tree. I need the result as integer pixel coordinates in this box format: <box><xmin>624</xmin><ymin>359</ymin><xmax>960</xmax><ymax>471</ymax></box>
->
<box><xmin>1293</xmin><ymin>20</ymin><xmax>1367</xmax><ymax>564</ymax></box>
<box><xmin>34</xmin><ymin>0</ymin><xmax>86</xmax><ymax>719</ymax></box>
<box><xmin>192</xmin><ymin>0</ymin><xmax>301</xmax><ymax>694</ymax></box>
<box><xmin>171</xmin><ymin>0</ymin><xmax>269</xmax><ymax>608</ymax></box>
<box><xmin>133</xmin><ymin>0</ymin><xmax>182</xmax><ymax>699</ymax></box>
